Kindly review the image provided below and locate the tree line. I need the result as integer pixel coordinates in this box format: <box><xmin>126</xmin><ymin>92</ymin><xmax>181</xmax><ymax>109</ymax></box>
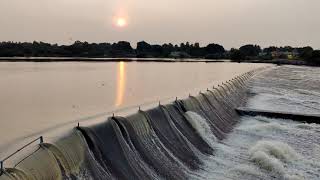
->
<box><xmin>0</xmin><ymin>41</ymin><xmax>319</xmax><ymax>64</ymax></box>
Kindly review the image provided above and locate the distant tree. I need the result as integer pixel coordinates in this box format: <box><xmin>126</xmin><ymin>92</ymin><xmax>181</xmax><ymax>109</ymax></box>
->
<box><xmin>136</xmin><ymin>41</ymin><xmax>152</xmax><ymax>57</ymax></box>
<box><xmin>67</xmin><ymin>41</ymin><xmax>90</xmax><ymax>56</ymax></box>
<box><xmin>205</xmin><ymin>43</ymin><xmax>225</xmax><ymax>54</ymax></box>
<box><xmin>258</xmin><ymin>53</ymin><xmax>273</xmax><ymax>60</ymax></box>
<box><xmin>151</xmin><ymin>45</ymin><xmax>164</xmax><ymax>57</ymax></box>
<box><xmin>279</xmin><ymin>54</ymin><xmax>288</xmax><ymax>59</ymax></box>
<box><xmin>306</xmin><ymin>50</ymin><xmax>320</xmax><ymax>65</ymax></box>
<box><xmin>110</xmin><ymin>41</ymin><xmax>134</xmax><ymax>57</ymax></box>
<box><xmin>137</xmin><ymin>41</ymin><xmax>152</xmax><ymax>53</ymax></box>
<box><xmin>113</xmin><ymin>41</ymin><xmax>133</xmax><ymax>51</ymax></box>
<box><xmin>180</xmin><ymin>43</ymin><xmax>186</xmax><ymax>50</ymax></box>
<box><xmin>230</xmin><ymin>48</ymin><xmax>245</xmax><ymax>62</ymax></box>
<box><xmin>263</xmin><ymin>46</ymin><xmax>278</xmax><ymax>53</ymax></box>
<box><xmin>161</xmin><ymin>43</ymin><xmax>175</xmax><ymax>57</ymax></box>
<box><xmin>0</xmin><ymin>41</ymin><xmax>319</xmax><ymax>63</ymax></box>
<box><xmin>312</xmin><ymin>50</ymin><xmax>320</xmax><ymax>64</ymax></box>
<box><xmin>185</xmin><ymin>42</ymin><xmax>190</xmax><ymax>48</ymax></box>
<box><xmin>136</xmin><ymin>41</ymin><xmax>165</xmax><ymax>57</ymax></box>
<box><xmin>281</xmin><ymin>46</ymin><xmax>293</xmax><ymax>52</ymax></box>
<box><xmin>297</xmin><ymin>46</ymin><xmax>313</xmax><ymax>60</ymax></box>
<box><xmin>239</xmin><ymin>44</ymin><xmax>261</xmax><ymax>58</ymax></box>
<box><xmin>189</xmin><ymin>42</ymin><xmax>204</xmax><ymax>57</ymax></box>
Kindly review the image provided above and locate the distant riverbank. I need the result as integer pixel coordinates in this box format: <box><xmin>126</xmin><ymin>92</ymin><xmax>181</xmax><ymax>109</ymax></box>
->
<box><xmin>0</xmin><ymin>57</ymin><xmax>319</xmax><ymax>67</ymax></box>
<box><xmin>1</xmin><ymin>41</ymin><xmax>319</xmax><ymax>65</ymax></box>
<box><xmin>0</xmin><ymin>57</ymin><xmax>229</xmax><ymax>63</ymax></box>
<box><xmin>240</xmin><ymin>59</ymin><xmax>313</xmax><ymax>66</ymax></box>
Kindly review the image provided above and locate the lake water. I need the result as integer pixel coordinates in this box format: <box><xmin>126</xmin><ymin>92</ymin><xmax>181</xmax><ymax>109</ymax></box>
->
<box><xmin>0</xmin><ymin>61</ymin><xmax>266</xmax><ymax>155</ymax></box>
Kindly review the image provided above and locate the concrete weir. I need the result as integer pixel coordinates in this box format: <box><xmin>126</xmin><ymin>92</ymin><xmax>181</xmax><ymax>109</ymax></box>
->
<box><xmin>236</xmin><ymin>107</ymin><xmax>320</xmax><ymax>124</ymax></box>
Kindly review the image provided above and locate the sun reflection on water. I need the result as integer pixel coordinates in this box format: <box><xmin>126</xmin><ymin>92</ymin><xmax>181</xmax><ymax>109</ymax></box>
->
<box><xmin>115</xmin><ymin>62</ymin><xmax>126</xmax><ymax>107</ymax></box>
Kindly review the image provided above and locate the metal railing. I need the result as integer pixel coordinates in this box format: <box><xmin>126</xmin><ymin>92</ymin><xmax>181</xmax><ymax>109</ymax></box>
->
<box><xmin>0</xmin><ymin>136</ymin><xmax>43</xmax><ymax>174</ymax></box>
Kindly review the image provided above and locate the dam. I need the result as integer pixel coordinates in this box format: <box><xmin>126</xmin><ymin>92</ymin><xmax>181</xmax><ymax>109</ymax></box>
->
<box><xmin>0</xmin><ymin>63</ymin><xmax>319</xmax><ymax>180</ymax></box>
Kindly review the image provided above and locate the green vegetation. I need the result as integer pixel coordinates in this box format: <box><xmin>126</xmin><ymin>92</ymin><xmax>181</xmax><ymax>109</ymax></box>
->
<box><xmin>229</xmin><ymin>48</ymin><xmax>245</xmax><ymax>62</ymax></box>
<box><xmin>0</xmin><ymin>41</ymin><xmax>319</xmax><ymax>65</ymax></box>
<box><xmin>231</xmin><ymin>45</ymin><xmax>320</xmax><ymax>65</ymax></box>
<box><xmin>307</xmin><ymin>50</ymin><xmax>320</xmax><ymax>64</ymax></box>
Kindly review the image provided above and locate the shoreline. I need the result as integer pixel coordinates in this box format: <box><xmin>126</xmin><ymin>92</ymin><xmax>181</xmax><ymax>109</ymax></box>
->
<box><xmin>0</xmin><ymin>57</ymin><xmax>318</xmax><ymax>67</ymax></box>
<box><xmin>0</xmin><ymin>57</ymin><xmax>230</xmax><ymax>63</ymax></box>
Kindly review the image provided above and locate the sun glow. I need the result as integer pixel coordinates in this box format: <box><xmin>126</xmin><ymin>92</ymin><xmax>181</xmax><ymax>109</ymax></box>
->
<box><xmin>114</xmin><ymin>17</ymin><xmax>127</xmax><ymax>28</ymax></box>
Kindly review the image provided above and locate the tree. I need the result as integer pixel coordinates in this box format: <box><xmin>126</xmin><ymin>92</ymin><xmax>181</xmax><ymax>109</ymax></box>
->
<box><xmin>113</xmin><ymin>41</ymin><xmax>133</xmax><ymax>51</ymax></box>
<box><xmin>263</xmin><ymin>46</ymin><xmax>278</xmax><ymax>53</ymax></box>
<box><xmin>189</xmin><ymin>42</ymin><xmax>204</xmax><ymax>57</ymax></box>
<box><xmin>136</xmin><ymin>41</ymin><xmax>153</xmax><ymax>57</ymax></box>
<box><xmin>110</xmin><ymin>41</ymin><xmax>134</xmax><ymax>57</ymax></box>
<box><xmin>297</xmin><ymin>46</ymin><xmax>313</xmax><ymax>60</ymax></box>
<box><xmin>306</xmin><ymin>50</ymin><xmax>320</xmax><ymax>65</ymax></box>
<box><xmin>137</xmin><ymin>41</ymin><xmax>152</xmax><ymax>53</ymax></box>
<box><xmin>150</xmin><ymin>45</ymin><xmax>164</xmax><ymax>57</ymax></box>
<box><xmin>230</xmin><ymin>48</ymin><xmax>245</xmax><ymax>62</ymax></box>
<box><xmin>281</xmin><ymin>46</ymin><xmax>293</xmax><ymax>52</ymax></box>
<box><xmin>239</xmin><ymin>44</ymin><xmax>261</xmax><ymax>57</ymax></box>
<box><xmin>205</xmin><ymin>43</ymin><xmax>225</xmax><ymax>54</ymax></box>
<box><xmin>161</xmin><ymin>43</ymin><xmax>175</xmax><ymax>57</ymax></box>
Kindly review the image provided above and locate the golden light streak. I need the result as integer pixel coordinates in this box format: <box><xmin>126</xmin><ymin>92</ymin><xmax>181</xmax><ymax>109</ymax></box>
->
<box><xmin>115</xmin><ymin>62</ymin><xmax>126</xmax><ymax>107</ymax></box>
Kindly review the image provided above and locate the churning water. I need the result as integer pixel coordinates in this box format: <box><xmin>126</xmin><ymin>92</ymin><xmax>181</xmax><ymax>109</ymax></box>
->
<box><xmin>204</xmin><ymin>66</ymin><xmax>320</xmax><ymax>180</ymax></box>
<box><xmin>1</xmin><ymin>64</ymin><xmax>319</xmax><ymax>180</ymax></box>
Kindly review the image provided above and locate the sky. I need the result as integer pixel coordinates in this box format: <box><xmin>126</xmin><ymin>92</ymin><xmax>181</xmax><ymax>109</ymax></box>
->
<box><xmin>0</xmin><ymin>0</ymin><xmax>319</xmax><ymax>49</ymax></box>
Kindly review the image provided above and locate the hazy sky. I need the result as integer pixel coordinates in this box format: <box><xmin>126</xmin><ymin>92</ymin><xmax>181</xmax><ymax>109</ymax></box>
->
<box><xmin>0</xmin><ymin>0</ymin><xmax>319</xmax><ymax>49</ymax></box>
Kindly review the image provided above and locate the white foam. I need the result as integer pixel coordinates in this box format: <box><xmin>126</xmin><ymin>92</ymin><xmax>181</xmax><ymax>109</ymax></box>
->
<box><xmin>249</xmin><ymin>140</ymin><xmax>300</xmax><ymax>176</ymax></box>
<box><xmin>229</xmin><ymin>164</ymin><xmax>263</xmax><ymax>177</ymax></box>
<box><xmin>295</xmin><ymin>123</ymin><xmax>320</xmax><ymax>132</ymax></box>
<box><xmin>284</xmin><ymin>174</ymin><xmax>304</xmax><ymax>180</ymax></box>
<box><xmin>250</xmin><ymin>149</ymin><xmax>285</xmax><ymax>174</ymax></box>
<box><xmin>184</xmin><ymin>111</ymin><xmax>217</xmax><ymax>147</ymax></box>
<box><xmin>239</xmin><ymin>122</ymin><xmax>287</xmax><ymax>133</ymax></box>
<box><xmin>313</xmin><ymin>144</ymin><xmax>320</xmax><ymax>160</ymax></box>
<box><xmin>250</xmin><ymin>140</ymin><xmax>299</xmax><ymax>163</ymax></box>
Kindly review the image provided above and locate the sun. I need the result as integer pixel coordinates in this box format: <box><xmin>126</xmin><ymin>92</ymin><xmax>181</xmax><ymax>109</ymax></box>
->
<box><xmin>115</xmin><ymin>17</ymin><xmax>127</xmax><ymax>28</ymax></box>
